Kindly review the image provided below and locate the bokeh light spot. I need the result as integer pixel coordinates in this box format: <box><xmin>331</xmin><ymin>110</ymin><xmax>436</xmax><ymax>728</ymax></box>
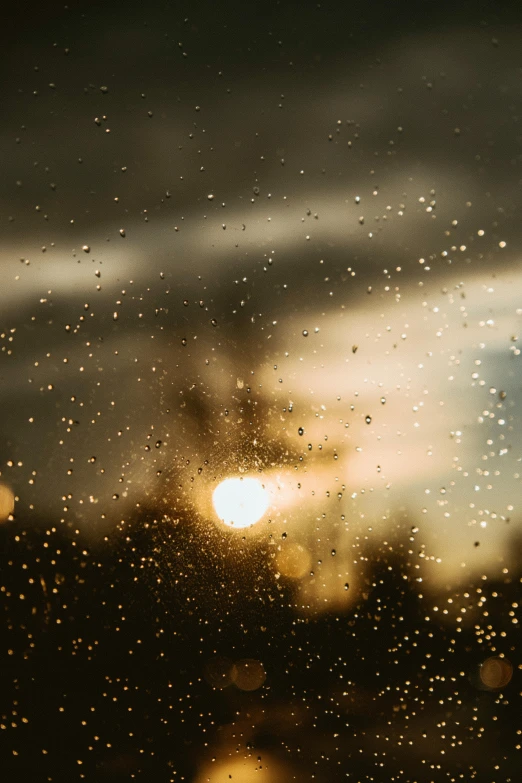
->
<box><xmin>231</xmin><ymin>659</ymin><xmax>266</xmax><ymax>691</ymax></box>
<box><xmin>203</xmin><ymin>657</ymin><xmax>234</xmax><ymax>689</ymax></box>
<box><xmin>479</xmin><ymin>656</ymin><xmax>513</xmax><ymax>690</ymax></box>
<box><xmin>275</xmin><ymin>543</ymin><xmax>312</xmax><ymax>579</ymax></box>
<box><xmin>0</xmin><ymin>483</ymin><xmax>15</xmax><ymax>522</ymax></box>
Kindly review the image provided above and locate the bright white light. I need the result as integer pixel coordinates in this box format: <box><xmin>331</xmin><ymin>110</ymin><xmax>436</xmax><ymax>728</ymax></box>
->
<box><xmin>212</xmin><ymin>477</ymin><xmax>269</xmax><ymax>528</ymax></box>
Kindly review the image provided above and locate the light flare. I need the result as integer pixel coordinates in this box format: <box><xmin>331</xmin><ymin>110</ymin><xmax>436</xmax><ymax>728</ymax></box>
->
<box><xmin>212</xmin><ymin>477</ymin><xmax>269</xmax><ymax>528</ymax></box>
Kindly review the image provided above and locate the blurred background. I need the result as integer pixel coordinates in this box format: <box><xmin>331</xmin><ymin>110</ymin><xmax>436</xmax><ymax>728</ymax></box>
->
<box><xmin>0</xmin><ymin>1</ymin><xmax>521</xmax><ymax>780</ymax></box>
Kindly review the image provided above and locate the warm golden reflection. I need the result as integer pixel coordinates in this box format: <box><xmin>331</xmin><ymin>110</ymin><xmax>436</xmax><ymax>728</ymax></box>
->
<box><xmin>212</xmin><ymin>477</ymin><xmax>269</xmax><ymax>528</ymax></box>
<box><xmin>479</xmin><ymin>656</ymin><xmax>513</xmax><ymax>690</ymax></box>
<box><xmin>0</xmin><ymin>483</ymin><xmax>15</xmax><ymax>522</ymax></box>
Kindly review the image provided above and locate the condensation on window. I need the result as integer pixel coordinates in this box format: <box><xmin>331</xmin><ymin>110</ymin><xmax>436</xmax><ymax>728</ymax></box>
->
<box><xmin>0</xmin><ymin>2</ymin><xmax>520</xmax><ymax>781</ymax></box>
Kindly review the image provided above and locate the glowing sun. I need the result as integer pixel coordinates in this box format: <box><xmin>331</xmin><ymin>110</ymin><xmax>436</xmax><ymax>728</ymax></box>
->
<box><xmin>212</xmin><ymin>477</ymin><xmax>269</xmax><ymax>528</ymax></box>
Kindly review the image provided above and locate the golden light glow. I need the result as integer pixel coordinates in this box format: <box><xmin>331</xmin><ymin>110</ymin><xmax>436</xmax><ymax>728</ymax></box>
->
<box><xmin>195</xmin><ymin>754</ymin><xmax>288</xmax><ymax>783</ymax></box>
<box><xmin>0</xmin><ymin>483</ymin><xmax>14</xmax><ymax>522</ymax></box>
<box><xmin>212</xmin><ymin>477</ymin><xmax>269</xmax><ymax>528</ymax></box>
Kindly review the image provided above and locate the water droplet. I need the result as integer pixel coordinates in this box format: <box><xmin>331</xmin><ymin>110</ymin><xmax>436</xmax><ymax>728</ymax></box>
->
<box><xmin>302</xmin><ymin>329</ymin><xmax>309</xmax><ymax>337</ymax></box>
<box><xmin>365</xmin><ymin>415</ymin><xmax>372</xmax><ymax>424</ymax></box>
<box><xmin>298</xmin><ymin>427</ymin><xmax>304</xmax><ymax>436</ymax></box>
<box><xmin>82</xmin><ymin>245</ymin><xmax>90</xmax><ymax>253</ymax></box>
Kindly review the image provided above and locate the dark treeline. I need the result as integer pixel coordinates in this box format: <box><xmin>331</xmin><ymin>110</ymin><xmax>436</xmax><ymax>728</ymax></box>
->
<box><xmin>1</xmin><ymin>505</ymin><xmax>520</xmax><ymax>781</ymax></box>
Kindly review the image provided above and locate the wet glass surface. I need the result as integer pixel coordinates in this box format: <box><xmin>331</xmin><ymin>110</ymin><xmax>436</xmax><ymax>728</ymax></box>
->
<box><xmin>1</xmin><ymin>2</ymin><xmax>521</xmax><ymax>780</ymax></box>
